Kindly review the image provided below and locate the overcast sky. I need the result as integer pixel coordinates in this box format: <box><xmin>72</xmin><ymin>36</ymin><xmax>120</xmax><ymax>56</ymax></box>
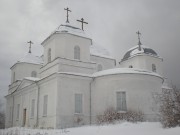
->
<box><xmin>0</xmin><ymin>0</ymin><xmax>180</xmax><ymax>103</ymax></box>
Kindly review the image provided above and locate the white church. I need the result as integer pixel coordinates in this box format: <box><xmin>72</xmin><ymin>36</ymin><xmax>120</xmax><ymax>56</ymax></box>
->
<box><xmin>5</xmin><ymin>9</ymin><xmax>168</xmax><ymax>129</ymax></box>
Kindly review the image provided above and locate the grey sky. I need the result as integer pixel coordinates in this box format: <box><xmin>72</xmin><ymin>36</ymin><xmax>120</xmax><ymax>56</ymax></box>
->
<box><xmin>0</xmin><ymin>0</ymin><xmax>180</xmax><ymax>103</ymax></box>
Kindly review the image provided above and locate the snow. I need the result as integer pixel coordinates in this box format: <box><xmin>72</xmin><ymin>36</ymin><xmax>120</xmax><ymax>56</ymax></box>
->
<box><xmin>24</xmin><ymin>77</ymin><xmax>41</xmax><ymax>81</ymax></box>
<box><xmin>18</xmin><ymin>53</ymin><xmax>43</xmax><ymax>65</ymax></box>
<box><xmin>1</xmin><ymin>122</ymin><xmax>180</xmax><ymax>135</ymax></box>
<box><xmin>130</xmin><ymin>47</ymin><xmax>144</xmax><ymax>56</ymax></box>
<box><xmin>127</xmin><ymin>45</ymin><xmax>151</xmax><ymax>51</ymax></box>
<box><xmin>90</xmin><ymin>42</ymin><xmax>114</xmax><ymax>59</ymax></box>
<box><xmin>58</xmin><ymin>72</ymin><xmax>92</xmax><ymax>78</ymax></box>
<box><xmin>42</xmin><ymin>23</ymin><xmax>91</xmax><ymax>44</ymax></box>
<box><xmin>55</xmin><ymin>23</ymin><xmax>90</xmax><ymax>39</ymax></box>
<box><xmin>93</xmin><ymin>68</ymin><xmax>163</xmax><ymax>78</ymax></box>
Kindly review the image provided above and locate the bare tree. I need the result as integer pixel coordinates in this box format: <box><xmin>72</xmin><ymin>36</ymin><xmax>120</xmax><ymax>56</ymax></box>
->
<box><xmin>160</xmin><ymin>85</ymin><xmax>180</xmax><ymax>127</ymax></box>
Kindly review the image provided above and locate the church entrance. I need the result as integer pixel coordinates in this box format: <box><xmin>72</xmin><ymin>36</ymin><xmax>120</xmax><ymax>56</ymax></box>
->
<box><xmin>23</xmin><ymin>109</ymin><xmax>26</xmax><ymax>126</ymax></box>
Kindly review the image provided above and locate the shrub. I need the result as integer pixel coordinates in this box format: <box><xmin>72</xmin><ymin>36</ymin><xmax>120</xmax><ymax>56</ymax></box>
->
<box><xmin>97</xmin><ymin>107</ymin><xmax>144</xmax><ymax>124</ymax></box>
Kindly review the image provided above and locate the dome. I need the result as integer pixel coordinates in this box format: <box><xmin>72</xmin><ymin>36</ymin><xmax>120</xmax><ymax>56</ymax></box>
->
<box><xmin>18</xmin><ymin>53</ymin><xmax>43</xmax><ymax>65</ymax></box>
<box><xmin>122</xmin><ymin>45</ymin><xmax>158</xmax><ymax>61</ymax></box>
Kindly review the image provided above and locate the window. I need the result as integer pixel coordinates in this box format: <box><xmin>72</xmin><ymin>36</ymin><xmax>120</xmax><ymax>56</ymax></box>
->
<box><xmin>13</xmin><ymin>72</ymin><xmax>15</xmax><ymax>82</ymax></box>
<box><xmin>43</xmin><ymin>95</ymin><xmax>48</xmax><ymax>116</ymax></box>
<box><xmin>9</xmin><ymin>107</ymin><xmax>12</xmax><ymax>121</ymax></box>
<box><xmin>48</xmin><ymin>48</ymin><xmax>51</xmax><ymax>63</ymax></box>
<box><xmin>152</xmin><ymin>64</ymin><xmax>156</xmax><ymax>72</ymax></box>
<box><xmin>75</xmin><ymin>94</ymin><xmax>82</xmax><ymax>114</ymax></box>
<box><xmin>129</xmin><ymin>65</ymin><xmax>133</xmax><ymax>68</ymax></box>
<box><xmin>31</xmin><ymin>99</ymin><xmax>35</xmax><ymax>118</ymax></box>
<box><xmin>74</xmin><ymin>46</ymin><xmax>80</xmax><ymax>60</ymax></box>
<box><xmin>16</xmin><ymin>104</ymin><xmax>20</xmax><ymax>120</ymax></box>
<box><xmin>116</xmin><ymin>92</ymin><xmax>127</xmax><ymax>111</ymax></box>
<box><xmin>31</xmin><ymin>71</ymin><xmax>37</xmax><ymax>77</ymax></box>
<box><xmin>97</xmin><ymin>64</ymin><xmax>103</xmax><ymax>71</ymax></box>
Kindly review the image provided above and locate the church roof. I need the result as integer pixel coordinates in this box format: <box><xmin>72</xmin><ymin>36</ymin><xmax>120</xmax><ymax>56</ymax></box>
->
<box><xmin>90</xmin><ymin>42</ymin><xmax>114</xmax><ymax>59</ymax></box>
<box><xmin>121</xmin><ymin>45</ymin><xmax>160</xmax><ymax>61</ymax></box>
<box><xmin>42</xmin><ymin>23</ymin><xmax>90</xmax><ymax>44</ymax></box>
<box><xmin>17</xmin><ymin>53</ymin><xmax>43</xmax><ymax>65</ymax></box>
<box><xmin>93</xmin><ymin>68</ymin><xmax>163</xmax><ymax>79</ymax></box>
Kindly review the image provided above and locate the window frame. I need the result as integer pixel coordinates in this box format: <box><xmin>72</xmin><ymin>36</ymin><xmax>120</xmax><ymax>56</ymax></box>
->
<box><xmin>43</xmin><ymin>95</ymin><xmax>48</xmax><ymax>117</ymax></box>
<box><xmin>152</xmin><ymin>64</ymin><xmax>156</xmax><ymax>72</ymax></box>
<box><xmin>31</xmin><ymin>71</ymin><xmax>37</xmax><ymax>77</ymax></box>
<box><xmin>97</xmin><ymin>64</ymin><xmax>103</xmax><ymax>71</ymax></box>
<box><xmin>48</xmin><ymin>48</ymin><xmax>51</xmax><ymax>63</ymax></box>
<box><xmin>31</xmin><ymin>99</ymin><xmax>35</xmax><ymax>118</ymax></box>
<box><xmin>74</xmin><ymin>93</ymin><xmax>83</xmax><ymax>114</ymax></box>
<box><xmin>16</xmin><ymin>104</ymin><xmax>20</xmax><ymax>120</ymax></box>
<box><xmin>116</xmin><ymin>91</ymin><xmax>127</xmax><ymax>112</ymax></box>
<box><xmin>74</xmin><ymin>46</ymin><xmax>80</xmax><ymax>60</ymax></box>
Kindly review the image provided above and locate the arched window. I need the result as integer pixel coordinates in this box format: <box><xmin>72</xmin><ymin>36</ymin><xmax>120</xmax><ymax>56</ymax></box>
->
<box><xmin>74</xmin><ymin>46</ymin><xmax>80</xmax><ymax>60</ymax></box>
<box><xmin>152</xmin><ymin>64</ymin><xmax>156</xmax><ymax>72</ymax></box>
<box><xmin>97</xmin><ymin>64</ymin><xmax>103</xmax><ymax>71</ymax></box>
<box><xmin>48</xmin><ymin>48</ymin><xmax>51</xmax><ymax>63</ymax></box>
<box><xmin>31</xmin><ymin>71</ymin><xmax>37</xmax><ymax>77</ymax></box>
<box><xmin>129</xmin><ymin>65</ymin><xmax>133</xmax><ymax>68</ymax></box>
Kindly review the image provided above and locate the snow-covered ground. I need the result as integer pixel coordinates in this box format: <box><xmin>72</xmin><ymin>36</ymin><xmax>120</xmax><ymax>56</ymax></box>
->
<box><xmin>1</xmin><ymin>122</ymin><xmax>180</xmax><ymax>135</ymax></box>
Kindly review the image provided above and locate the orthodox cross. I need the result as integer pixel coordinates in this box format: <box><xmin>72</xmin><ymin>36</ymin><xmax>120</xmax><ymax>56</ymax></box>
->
<box><xmin>27</xmin><ymin>41</ymin><xmax>33</xmax><ymax>53</ymax></box>
<box><xmin>77</xmin><ymin>18</ymin><xmax>88</xmax><ymax>31</ymax></box>
<box><xmin>136</xmin><ymin>31</ymin><xmax>142</xmax><ymax>51</ymax></box>
<box><xmin>64</xmin><ymin>7</ymin><xmax>71</xmax><ymax>23</ymax></box>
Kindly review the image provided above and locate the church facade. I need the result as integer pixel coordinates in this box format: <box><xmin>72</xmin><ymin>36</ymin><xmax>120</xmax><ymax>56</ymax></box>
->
<box><xmin>5</xmin><ymin>19</ymin><xmax>165</xmax><ymax>128</ymax></box>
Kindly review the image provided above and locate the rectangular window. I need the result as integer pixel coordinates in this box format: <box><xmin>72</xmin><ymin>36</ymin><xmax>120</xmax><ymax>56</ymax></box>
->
<box><xmin>31</xmin><ymin>99</ymin><xmax>35</xmax><ymax>118</ymax></box>
<box><xmin>43</xmin><ymin>95</ymin><xmax>48</xmax><ymax>116</ymax></box>
<box><xmin>116</xmin><ymin>92</ymin><xmax>127</xmax><ymax>111</ymax></box>
<box><xmin>16</xmin><ymin>104</ymin><xmax>20</xmax><ymax>120</ymax></box>
<box><xmin>9</xmin><ymin>107</ymin><xmax>12</xmax><ymax>121</ymax></box>
<box><xmin>75</xmin><ymin>94</ymin><xmax>82</xmax><ymax>114</ymax></box>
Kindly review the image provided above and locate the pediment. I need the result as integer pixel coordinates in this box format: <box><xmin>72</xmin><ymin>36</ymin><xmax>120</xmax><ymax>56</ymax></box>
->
<box><xmin>16</xmin><ymin>79</ymin><xmax>35</xmax><ymax>91</ymax></box>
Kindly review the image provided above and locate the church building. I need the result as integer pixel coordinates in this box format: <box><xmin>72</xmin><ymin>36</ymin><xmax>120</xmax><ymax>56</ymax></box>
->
<box><xmin>5</xmin><ymin>9</ymin><xmax>166</xmax><ymax>128</ymax></box>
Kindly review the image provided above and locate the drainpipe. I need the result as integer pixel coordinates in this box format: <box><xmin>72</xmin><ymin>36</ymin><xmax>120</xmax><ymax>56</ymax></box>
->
<box><xmin>35</xmin><ymin>81</ymin><xmax>40</xmax><ymax>128</ymax></box>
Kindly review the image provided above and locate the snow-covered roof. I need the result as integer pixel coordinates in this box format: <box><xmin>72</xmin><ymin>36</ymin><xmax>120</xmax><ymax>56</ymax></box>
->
<box><xmin>24</xmin><ymin>77</ymin><xmax>41</xmax><ymax>81</ymax></box>
<box><xmin>17</xmin><ymin>53</ymin><xmax>43</xmax><ymax>65</ymax></box>
<box><xmin>90</xmin><ymin>42</ymin><xmax>114</xmax><ymax>59</ymax></box>
<box><xmin>93</xmin><ymin>68</ymin><xmax>163</xmax><ymax>78</ymax></box>
<box><xmin>122</xmin><ymin>45</ymin><xmax>160</xmax><ymax>61</ymax></box>
<box><xmin>42</xmin><ymin>23</ymin><xmax>91</xmax><ymax>44</ymax></box>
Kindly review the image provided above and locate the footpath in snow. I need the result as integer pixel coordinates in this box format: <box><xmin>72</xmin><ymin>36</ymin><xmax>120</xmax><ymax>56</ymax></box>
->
<box><xmin>0</xmin><ymin>122</ymin><xmax>180</xmax><ymax>135</ymax></box>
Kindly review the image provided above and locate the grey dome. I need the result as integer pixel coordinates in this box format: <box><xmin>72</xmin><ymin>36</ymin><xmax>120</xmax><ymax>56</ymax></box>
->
<box><xmin>122</xmin><ymin>45</ymin><xmax>158</xmax><ymax>61</ymax></box>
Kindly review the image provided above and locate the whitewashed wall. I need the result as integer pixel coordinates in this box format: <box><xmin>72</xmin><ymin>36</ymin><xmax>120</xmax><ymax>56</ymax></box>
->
<box><xmin>11</xmin><ymin>63</ymin><xmax>41</xmax><ymax>83</ymax></box>
<box><xmin>42</xmin><ymin>33</ymin><xmax>92</xmax><ymax>65</ymax></box>
<box><xmin>90</xmin><ymin>55</ymin><xmax>115</xmax><ymax>71</ymax></box>
<box><xmin>91</xmin><ymin>73</ymin><xmax>163</xmax><ymax>123</ymax></box>
<box><xmin>120</xmin><ymin>55</ymin><xmax>163</xmax><ymax>75</ymax></box>
<box><xmin>56</xmin><ymin>74</ymin><xmax>92</xmax><ymax>128</ymax></box>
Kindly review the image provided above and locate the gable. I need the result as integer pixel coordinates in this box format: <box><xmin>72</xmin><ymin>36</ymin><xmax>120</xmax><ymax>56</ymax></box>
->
<box><xmin>16</xmin><ymin>79</ymin><xmax>35</xmax><ymax>92</ymax></box>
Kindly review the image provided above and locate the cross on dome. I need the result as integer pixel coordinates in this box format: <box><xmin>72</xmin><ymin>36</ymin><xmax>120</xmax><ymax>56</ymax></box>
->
<box><xmin>77</xmin><ymin>18</ymin><xmax>88</xmax><ymax>31</ymax></box>
<box><xmin>64</xmin><ymin>7</ymin><xmax>71</xmax><ymax>23</ymax></box>
<box><xmin>27</xmin><ymin>40</ymin><xmax>33</xmax><ymax>53</ymax></box>
<box><xmin>136</xmin><ymin>31</ymin><xmax>142</xmax><ymax>51</ymax></box>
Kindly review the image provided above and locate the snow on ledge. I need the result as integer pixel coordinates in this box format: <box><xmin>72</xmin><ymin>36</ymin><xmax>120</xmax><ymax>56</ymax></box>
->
<box><xmin>92</xmin><ymin>68</ymin><xmax>163</xmax><ymax>78</ymax></box>
<box><xmin>24</xmin><ymin>77</ymin><xmax>41</xmax><ymax>81</ymax></box>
